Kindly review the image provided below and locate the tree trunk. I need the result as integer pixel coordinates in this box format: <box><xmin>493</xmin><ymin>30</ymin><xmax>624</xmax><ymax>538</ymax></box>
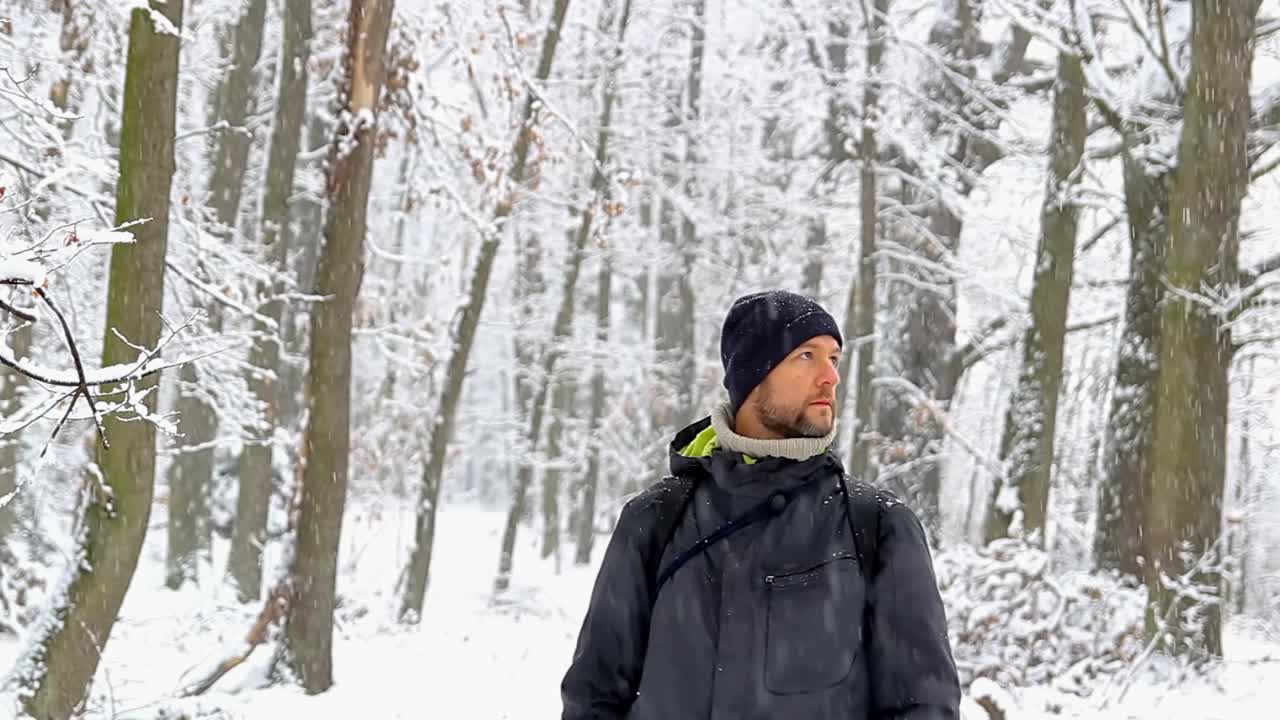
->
<box><xmin>652</xmin><ymin>0</ymin><xmax>704</xmax><ymax>433</ymax></box>
<box><xmin>494</xmin><ymin>221</ymin><xmax>593</xmax><ymax>594</ymax></box>
<box><xmin>494</xmin><ymin>0</ymin><xmax>628</xmax><ymax>594</ymax></box>
<box><xmin>1145</xmin><ymin>0</ymin><xmax>1257</xmax><ymax>659</ymax></box>
<box><xmin>802</xmin><ymin>222</ymin><xmax>825</xmax><ymax>299</ymax></box>
<box><xmin>1224</xmin><ymin>359</ymin><xmax>1254</xmax><ymax>616</ymax></box>
<box><xmin>283</xmin><ymin>0</ymin><xmax>395</xmax><ymax>694</ymax></box>
<box><xmin>510</xmin><ymin>228</ymin><xmax>544</xmax><ymax>537</ymax></box>
<box><xmin>1094</xmin><ymin>159</ymin><xmax>1169</xmax><ymax>579</ymax></box>
<box><xmin>398</xmin><ymin>0</ymin><xmax>574</xmax><ymax>621</ymax></box>
<box><xmin>806</xmin><ymin>16</ymin><xmax>853</xmax><ymax>306</ymax></box>
<box><xmin>875</xmin><ymin>2</ymin><xmax>1032</xmax><ymax>539</ymax></box>
<box><xmin>165</xmin><ymin>362</ymin><xmax>214</xmax><ymax>590</ymax></box>
<box><xmin>18</xmin><ymin>4</ymin><xmax>183</xmax><ymax>716</ymax></box>
<box><xmin>541</xmin><ymin>375</ymin><xmax>575</xmax><ymax>561</ymax></box>
<box><xmin>0</xmin><ymin>326</ymin><xmax>31</xmax><ymax>542</ymax></box>
<box><xmin>167</xmin><ymin>0</ymin><xmax>270</xmax><ymax>590</ymax></box>
<box><xmin>278</xmin><ymin>113</ymin><xmax>331</xmax><ymax>433</ymax></box>
<box><xmin>514</xmin><ymin>231</ymin><xmax>545</xmax><ymax>424</ymax></box>
<box><xmin>844</xmin><ymin>0</ymin><xmax>887</xmax><ymax>482</ymax></box>
<box><xmin>48</xmin><ymin>1</ymin><xmax>92</xmax><ymax>139</ymax></box>
<box><xmin>208</xmin><ymin>0</ymin><xmax>268</xmax><ymax>231</ymax></box>
<box><xmin>575</xmin><ymin>258</ymin><xmax>611</xmax><ymax>565</ymax></box>
<box><xmin>229</xmin><ymin>0</ymin><xmax>313</xmax><ymax>605</ymax></box>
<box><xmin>985</xmin><ymin>48</ymin><xmax>1086</xmax><ymax>544</ymax></box>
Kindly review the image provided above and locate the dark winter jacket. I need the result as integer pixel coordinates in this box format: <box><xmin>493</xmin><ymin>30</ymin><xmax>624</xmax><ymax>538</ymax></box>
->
<box><xmin>561</xmin><ymin>414</ymin><xmax>961</xmax><ymax>720</ymax></box>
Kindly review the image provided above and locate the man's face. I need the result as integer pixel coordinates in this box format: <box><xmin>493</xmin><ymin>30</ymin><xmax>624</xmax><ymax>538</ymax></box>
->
<box><xmin>749</xmin><ymin>335</ymin><xmax>842</xmax><ymax>439</ymax></box>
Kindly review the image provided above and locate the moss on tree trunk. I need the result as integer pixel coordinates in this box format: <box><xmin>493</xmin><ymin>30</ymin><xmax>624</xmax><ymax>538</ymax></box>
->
<box><xmin>283</xmin><ymin>0</ymin><xmax>395</xmax><ymax>694</ymax></box>
<box><xmin>1146</xmin><ymin>0</ymin><xmax>1257</xmax><ymax>659</ymax></box>
<box><xmin>20</xmin><ymin>3</ymin><xmax>184</xmax><ymax>717</ymax></box>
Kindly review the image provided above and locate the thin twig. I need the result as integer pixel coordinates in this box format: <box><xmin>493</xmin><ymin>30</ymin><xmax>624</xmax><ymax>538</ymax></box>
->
<box><xmin>40</xmin><ymin>388</ymin><xmax>81</xmax><ymax>457</ymax></box>
<box><xmin>1153</xmin><ymin>0</ymin><xmax>1176</xmax><ymax>90</ymax></box>
<box><xmin>0</xmin><ymin>297</ymin><xmax>36</xmax><ymax>323</ymax></box>
<box><xmin>872</xmin><ymin>376</ymin><xmax>1006</xmax><ymax>479</ymax></box>
<box><xmin>1118</xmin><ymin>0</ymin><xmax>1182</xmax><ymax>97</ymax></box>
<box><xmin>35</xmin><ymin>288</ymin><xmax>107</xmax><ymax>448</ymax></box>
<box><xmin>1079</xmin><ymin>216</ymin><xmax>1123</xmax><ymax>254</ymax></box>
<box><xmin>174</xmin><ymin>119</ymin><xmax>252</xmax><ymax>143</ymax></box>
<box><xmin>1250</xmin><ymin>152</ymin><xmax>1280</xmax><ymax>183</ymax></box>
<box><xmin>495</xmin><ymin>6</ymin><xmax>605</xmax><ymax>179</ymax></box>
<box><xmin>0</xmin><ymin>388</ymin><xmax>75</xmax><ymax>436</ymax></box>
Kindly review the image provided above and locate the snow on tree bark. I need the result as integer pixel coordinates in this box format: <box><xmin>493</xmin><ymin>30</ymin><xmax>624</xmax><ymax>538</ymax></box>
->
<box><xmin>845</xmin><ymin>0</ymin><xmax>888</xmax><ymax>483</ymax></box>
<box><xmin>1145</xmin><ymin>0</ymin><xmax>1257</xmax><ymax>660</ymax></box>
<box><xmin>494</xmin><ymin>0</ymin><xmax>630</xmax><ymax>595</ymax></box>
<box><xmin>230</xmin><ymin>0</ymin><xmax>314</xmax><ymax>606</ymax></box>
<box><xmin>284</xmin><ymin>0</ymin><xmax>395</xmax><ymax>693</ymax></box>
<box><xmin>874</xmin><ymin>0</ymin><xmax>1033</xmax><ymax>540</ymax></box>
<box><xmin>167</xmin><ymin>0</ymin><xmax>270</xmax><ymax>590</ymax></box>
<box><xmin>985</xmin><ymin>46</ymin><xmax>1086</xmax><ymax>544</ymax></box>
<box><xmin>576</xmin><ymin>255</ymin><xmax>612</xmax><ymax>565</ymax></box>
<box><xmin>18</xmin><ymin>2</ymin><xmax>184</xmax><ymax>716</ymax></box>
<box><xmin>1095</xmin><ymin>160</ymin><xmax>1168</xmax><ymax>579</ymax></box>
<box><xmin>399</xmin><ymin>0</ymin><xmax>575</xmax><ymax>621</ymax></box>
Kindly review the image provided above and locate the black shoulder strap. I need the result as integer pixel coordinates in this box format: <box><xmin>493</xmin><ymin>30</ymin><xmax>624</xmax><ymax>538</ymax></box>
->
<box><xmin>635</xmin><ymin>474</ymin><xmax>698</xmax><ymax>605</ymax></box>
<box><xmin>839</xmin><ymin>473</ymin><xmax>883</xmax><ymax>581</ymax></box>
<box><xmin>654</xmin><ymin>486</ymin><xmax>796</xmax><ymax>599</ymax></box>
<box><xmin>640</xmin><ymin>472</ymin><xmax>884</xmax><ymax>607</ymax></box>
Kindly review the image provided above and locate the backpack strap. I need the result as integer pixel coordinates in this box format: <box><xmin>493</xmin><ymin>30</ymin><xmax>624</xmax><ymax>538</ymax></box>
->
<box><xmin>655</xmin><ymin>485</ymin><xmax>797</xmax><ymax>598</ymax></box>
<box><xmin>838</xmin><ymin>472</ymin><xmax>884</xmax><ymax>581</ymax></box>
<box><xmin>633</xmin><ymin>474</ymin><xmax>699</xmax><ymax>606</ymax></box>
<box><xmin>638</xmin><ymin>472</ymin><xmax>886</xmax><ymax>608</ymax></box>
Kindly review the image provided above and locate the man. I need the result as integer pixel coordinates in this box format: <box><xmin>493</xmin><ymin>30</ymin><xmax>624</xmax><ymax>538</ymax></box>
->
<box><xmin>561</xmin><ymin>290</ymin><xmax>960</xmax><ymax>720</ymax></box>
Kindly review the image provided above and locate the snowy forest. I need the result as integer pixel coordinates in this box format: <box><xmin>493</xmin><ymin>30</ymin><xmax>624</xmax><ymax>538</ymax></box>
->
<box><xmin>0</xmin><ymin>0</ymin><xmax>1278</xmax><ymax>717</ymax></box>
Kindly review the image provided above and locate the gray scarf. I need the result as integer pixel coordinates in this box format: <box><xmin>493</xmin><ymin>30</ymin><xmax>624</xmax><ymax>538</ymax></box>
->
<box><xmin>710</xmin><ymin>402</ymin><xmax>837</xmax><ymax>462</ymax></box>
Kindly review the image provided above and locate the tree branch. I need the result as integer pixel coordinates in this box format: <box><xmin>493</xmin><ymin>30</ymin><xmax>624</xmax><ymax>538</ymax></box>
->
<box><xmin>35</xmin><ymin>287</ymin><xmax>107</xmax><ymax>447</ymax></box>
<box><xmin>0</xmin><ymin>312</ymin><xmax>199</xmax><ymax>388</ymax></box>
<box><xmin>39</xmin><ymin>388</ymin><xmax>80</xmax><ymax>458</ymax></box>
<box><xmin>0</xmin><ymin>297</ymin><xmax>35</xmax><ymax>323</ymax></box>
<box><xmin>1119</xmin><ymin>0</ymin><xmax>1182</xmax><ymax>98</ymax></box>
<box><xmin>1079</xmin><ymin>216</ymin><xmax>1123</xmax><ymax>254</ymax></box>
<box><xmin>872</xmin><ymin>376</ymin><xmax>1005</xmax><ymax>480</ymax></box>
<box><xmin>955</xmin><ymin>316</ymin><xmax>1010</xmax><ymax>372</ymax></box>
<box><xmin>178</xmin><ymin>584</ymin><xmax>291</xmax><ymax>697</ymax></box>
<box><xmin>1249</xmin><ymin>151</ymin><xmax>1280</xmax><ymax>182</ymax></box>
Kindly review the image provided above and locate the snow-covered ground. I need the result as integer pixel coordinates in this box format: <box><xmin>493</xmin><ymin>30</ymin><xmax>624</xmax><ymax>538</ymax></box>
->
<box><xmin>2</xmin><ymin>499</ymin><xmax>1277</xmax><ymax>719</ymax></box>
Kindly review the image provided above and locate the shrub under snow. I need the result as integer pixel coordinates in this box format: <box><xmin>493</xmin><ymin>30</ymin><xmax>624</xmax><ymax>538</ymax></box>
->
<box><xmin>935</xmin><ymin>538</ymin><xmax>1147</xmax><ymax>697</ymax></box>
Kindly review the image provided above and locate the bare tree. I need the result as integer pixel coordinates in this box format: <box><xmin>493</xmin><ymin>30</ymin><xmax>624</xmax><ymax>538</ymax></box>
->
<box><xmin>282</xmin><ymin>0</ymin><xmax>396</xmax><ymax>693</ymax></box>
<box><xmin>167</xmin><ymin>0</ymin><xmax>270</xmax><ymax>590</ymax></box>
<box><xmin>494</xmin><ymin>0</ymin><xmax>630</xmax><ymax>595</ymax></box>
<box><xmin>874</xmin><ymin>0</ymin><xmax>1034</xmax><ymax>538</ymax></box>
<box><xmin>985</xmin><ymin>25</ymin><xmax>1087</xmax><ymax>543</ymax></box>
<box><xmin>1145</xmin><ymin>0</ymin><xmax>1259</xmax><ymax>659</ymax></box>
<box><xmin>842</xmin><ymin>0</ymin><xmax>889</xmax><ymax>482</ymax></box>
<box><xmin>575</xmin><ymin>252</ymin><xmax>612</xmax><ymax>565</ymax></box>
<box><xmin>651</xmin><ymin>0</ymin><xmax>705</xmax><ymax>437</ymax></box>
<box><xmin>399</xmin><ymin>0</ymin><xmax>575</xmax><ymax>621</ymax></box>
<box><xmin>16</xmin><ymin>2</ymin><xmax>186</xmax><ymax>716</ymax></box>
<box><xmin>229</xmin><ymin>0</ymin><xmax>314</xmax><ymax>605</ymax></box>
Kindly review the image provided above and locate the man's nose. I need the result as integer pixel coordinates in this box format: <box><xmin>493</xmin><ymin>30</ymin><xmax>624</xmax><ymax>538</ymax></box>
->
<box><xmin>818</xmin><ymin>361</ymin><xmax>839</xmax><ymax>388</ymax></box>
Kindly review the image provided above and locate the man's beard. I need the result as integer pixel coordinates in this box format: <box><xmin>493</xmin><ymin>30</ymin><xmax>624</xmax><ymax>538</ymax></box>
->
<box><xmin>755</xmin><ymin>383</ymin><xmax>833</xmax><ymax>439</ymax></box>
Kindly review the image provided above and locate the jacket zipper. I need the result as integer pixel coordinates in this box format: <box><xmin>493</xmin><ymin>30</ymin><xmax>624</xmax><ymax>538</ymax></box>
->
<box><xmin>764</xmin><ymin>554</ymin><xmax>854</xmax><ymax>589</ymax></box>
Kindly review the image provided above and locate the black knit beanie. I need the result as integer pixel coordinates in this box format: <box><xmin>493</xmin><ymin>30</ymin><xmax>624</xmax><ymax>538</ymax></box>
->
<box><xmin>720</xmin><ymin>290</ymin><xmax>843</xmax><ymax>417</ymax></box>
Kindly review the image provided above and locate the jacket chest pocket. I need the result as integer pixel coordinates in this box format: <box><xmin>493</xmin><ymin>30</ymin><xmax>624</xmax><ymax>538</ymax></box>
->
<box><xmin>762</xmin><ymin>555</ymin><xmax>863</xmax><ymax>695</ymax></box>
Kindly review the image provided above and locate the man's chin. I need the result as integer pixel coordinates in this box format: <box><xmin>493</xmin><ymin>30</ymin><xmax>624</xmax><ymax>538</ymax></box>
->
<box><xmin>793</xmin><ymin>411</ymin><xmax>833</xmax><ymax>438</ymax></box>
<box><xmin>807</xmin><ymin>405</ymin><xmax>834</xmax><ymax>424</ymax></box>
